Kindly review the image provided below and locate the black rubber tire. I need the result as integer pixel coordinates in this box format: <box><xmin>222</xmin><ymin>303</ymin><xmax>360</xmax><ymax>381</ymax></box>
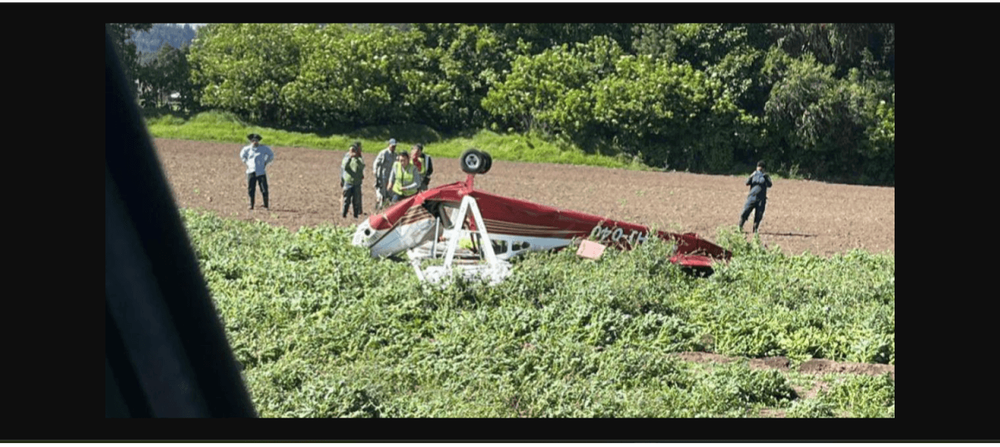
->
<box><xmin>481</xmin><ymin>152</ymin><xmax>493</xmax><ymax>174</ymax></box>
<box><xmin>460</xmin><ymin>149</ymin><xmax>485</xmax><ymax>174</ymax></box>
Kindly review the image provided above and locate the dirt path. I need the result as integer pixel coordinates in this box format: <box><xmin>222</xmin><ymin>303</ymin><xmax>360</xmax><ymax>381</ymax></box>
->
<box><xmin>672</xmin><ymin>352</ymin><xmax>894</xmax><ymax>380</ymax></box>
<box><xmin>153</xmin><ymin>138</ymin><xmax>894</xmax><ymax>257</ymax></box>
<box><xmin>671</xmin><ymin>352</ymin><xmax>894</xmax><ymax>418</ymax></box>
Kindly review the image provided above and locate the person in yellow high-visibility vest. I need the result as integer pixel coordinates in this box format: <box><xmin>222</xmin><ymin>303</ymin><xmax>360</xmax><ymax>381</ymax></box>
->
<box><xmin>387</xmin><ymin>151</ymin><xmax>421</xmax><ymax>203</ymax></box>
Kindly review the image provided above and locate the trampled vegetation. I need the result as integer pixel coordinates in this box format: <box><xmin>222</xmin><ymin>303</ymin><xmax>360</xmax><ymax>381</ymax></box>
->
<box><xmin>180</xmin><ymin>209</ymin><xmax>894</xmax><ymax>418</ymax></box>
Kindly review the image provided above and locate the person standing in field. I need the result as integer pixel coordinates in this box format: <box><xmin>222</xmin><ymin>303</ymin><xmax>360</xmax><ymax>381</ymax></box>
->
<box><xmin>372</xmin><ymin>138</ymin><xmax>399</xmax><ymax>209</ymax></box>
<box><xmin>739</xmin><ymin>160</ymin><xmax>772</xmax><ymax>234</ymax></box>
<box><xmin>411</xmin><ymin>143</ymin><xmax>434</xmax><ymax>192</ymax></box>
<box><xmin>341</xmin><ymin>141</ymin><xmax>360</xmax><ymax>188</ymax></box>
<box><xmin>341</xmin><ymin>143</ymin><xmax>365</xmax><ymax>219</ymax></box>
<box><xmin>240</xmin><ymin>133</ymin><xmax>274</xmax><ymax>210</ymax></box>
<box><xmin>387</xmin><ymin>151</ymin><xmax>421</xmax><ymax>203</ymax></box>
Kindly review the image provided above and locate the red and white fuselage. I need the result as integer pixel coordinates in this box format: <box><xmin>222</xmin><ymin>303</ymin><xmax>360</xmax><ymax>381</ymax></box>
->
<box><xmin>352</xmin><ymin>175</ymin><xmax>731</xmax><ymax>270</ymax></box>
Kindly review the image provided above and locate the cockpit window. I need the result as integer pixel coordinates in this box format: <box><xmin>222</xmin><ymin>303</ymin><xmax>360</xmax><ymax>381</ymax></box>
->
<box><xmin>492</xmin><ymin>240</ymin><xmax>508</xmax><ymax>254</ymax></box>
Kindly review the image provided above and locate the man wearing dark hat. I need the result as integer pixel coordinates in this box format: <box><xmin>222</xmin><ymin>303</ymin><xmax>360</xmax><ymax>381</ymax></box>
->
<box><xmin>739</xmin><ymin>160</ymin><xmax>772</xmax><ymax>234</ymax></box>
<box><xmin>240</xmin><ymin>133</ymin><xmax>275</xmax><ymax>210</ymax></box>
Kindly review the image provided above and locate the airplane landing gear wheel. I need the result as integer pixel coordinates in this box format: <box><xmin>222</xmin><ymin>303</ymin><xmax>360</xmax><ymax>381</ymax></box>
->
<box><xmin>481</xmin><ymin>152</ymin><xmax>493</xmax><ymax>174</ymax></box>
<box><xmin>460</xmin><ymin>149</ymin><xmax>485</xmax><ymax>174</ymax></box>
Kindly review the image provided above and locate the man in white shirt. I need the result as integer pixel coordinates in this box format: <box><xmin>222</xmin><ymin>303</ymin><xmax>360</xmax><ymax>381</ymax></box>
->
<box><xmin>239</xmin><ymin>133</ymin><xmax>275</xmax><ymax>210</ymax></box>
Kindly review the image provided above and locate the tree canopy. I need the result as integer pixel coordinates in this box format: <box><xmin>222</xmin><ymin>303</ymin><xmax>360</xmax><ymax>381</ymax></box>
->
<box><xmin>121</xmin><ymin>22</ymin><xmax>894</xmax><ymax>185</ymax></box>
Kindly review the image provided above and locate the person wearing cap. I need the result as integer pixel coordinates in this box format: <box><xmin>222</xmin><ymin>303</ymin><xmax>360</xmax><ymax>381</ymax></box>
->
<box><xmin>411</xmin><ymin>144</ymin><xmax>433</xmax><ymax>192</ymax></box>
<box><xmin>739</xmin><ymin>160</ymin><xmax>772</xmax><ymax>234</ymax></box>
<box><xmin>341</xmin><ymin>143</ymin><xmax>365</xmax><ymax>219</ymax></box>
<box><xmin>341</xmin><ymin>141</ymin><xmax>361</xmax><ymax>188</ymax></box>
<box><xmin>372</xmin><ymin>138</ymin><xmax>399</xmax><ymax>209</ymax></box>
<box><xmin>239</xmin><ymin>133</ymin><xmax>275</xmax><ymax>210</ymax></box>
<box><xmin>386</xmin><ymin>151</ymin><xmax>421</xmax><ymax>203</ymax></box>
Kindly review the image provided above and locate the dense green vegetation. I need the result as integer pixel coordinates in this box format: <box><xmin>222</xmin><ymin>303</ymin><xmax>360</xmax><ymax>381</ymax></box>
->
<box><xmin>147</xmin><ymin>111</ymin><xmax>654</xmax><ymax>170</ymax></box>
<box><xmin>180</xmin><ymin>208</ymin><xmax>894</xmax><ymax>418</ymax></box>
<box><xmin>114</xmin><ymin>23</ymin><xmax>894</xmax><ymax>186</ymax></box>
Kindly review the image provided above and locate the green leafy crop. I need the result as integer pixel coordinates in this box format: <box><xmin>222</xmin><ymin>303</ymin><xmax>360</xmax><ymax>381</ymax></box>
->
<box><xmin>180</xmin><ymin>209</ymin><xmax>894</xmax><ymax>417</ymax></box>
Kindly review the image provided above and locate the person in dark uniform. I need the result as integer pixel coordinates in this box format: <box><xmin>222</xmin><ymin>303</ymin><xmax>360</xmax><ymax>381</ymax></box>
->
<box><xmin>341</xmin><ymin>141</ymin><xmax>360</xmax><ymax>188</ymax></box>
<box><xmin>411</xmin><ymin>143</ymin><xmax>433</xmax><ymax>191</ymax></box>
<box><xmin>341</xmin><ymin>144</ymin><xmax>365</xmax><ymax>219</ymax></box>
<box><xmin>739</xmin><ymin>160</ymin><xmax>772</xmax><ymax>234</ymax></box>
<box><xmin>239</xmin><ymin>133</ymin><xmax>274</xmax><ymax>210</ymax></box>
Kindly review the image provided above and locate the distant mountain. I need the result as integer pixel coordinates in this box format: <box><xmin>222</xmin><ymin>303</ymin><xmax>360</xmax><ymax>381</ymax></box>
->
<box><xmin>132</xmin><ymin>23</ymin><xmax>198</xmax><ymax>54</ymax></box>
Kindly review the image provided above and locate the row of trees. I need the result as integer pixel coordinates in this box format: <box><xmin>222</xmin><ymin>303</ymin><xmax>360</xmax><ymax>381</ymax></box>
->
<box><xmin>111</xmin><ymin>23</ymin><xmax>894</xmax><ymax>185</ymax></box>
<box><xmin>107</xmin><ymin>23</ymin><xmax>153</xmax><ymax>89</ymax></box>
<box><xmin>133</xmin><ymin>23</ymin><xmax>198</xmax><ymax>55</ymax></box>
<box><xmin>108</xmin><ymin>23</ymin><xmax>196</xmax><ymax>111</ymax></box>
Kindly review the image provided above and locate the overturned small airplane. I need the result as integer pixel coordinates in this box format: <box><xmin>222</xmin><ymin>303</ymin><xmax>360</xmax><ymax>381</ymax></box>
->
<box><xmin>352</xmin><ymin>149</ymin><xmax>732</xmax><ymax>284</ymax></box>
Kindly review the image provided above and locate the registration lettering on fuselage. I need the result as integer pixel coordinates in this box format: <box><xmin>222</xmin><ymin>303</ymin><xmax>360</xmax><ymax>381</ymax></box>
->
<box><xmin>589</xmin><ymin>224</ymin><xmax>649</xmax><ymax>247</ymax></box>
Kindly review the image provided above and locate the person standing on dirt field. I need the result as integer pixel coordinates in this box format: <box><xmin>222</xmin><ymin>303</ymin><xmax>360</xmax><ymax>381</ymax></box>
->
<box><xmin>739</xmin><ymin>160</ymin><xmax>772</xmax><ymax>234</ymax></box>
<box><xmin>373</xmin><ymin>138</ymin><xmax>399</xmax><ymax>209</ymax></box>
<box><xmin>341</xmin><ymin>144</ymin><xmax>365</xmax><ymax>219</ymax></box>
<box><xmin>240</xmin><ymin>133</ymin><xmax>274</xmax><ymax>210</ymax></box>
<box><xmin>411</xmin><ymin>144</ymin><xmax>433</xmax><ymax>192</ymax></box>
<box><xmin>341</xmin><ymin>141</ymin><xmax>360</xmax><ymax>188</ymax></box>
<box><xmin>387</xmin><ymin>151</ymin><xmax>421</xmax><ymax>203</ymax></box>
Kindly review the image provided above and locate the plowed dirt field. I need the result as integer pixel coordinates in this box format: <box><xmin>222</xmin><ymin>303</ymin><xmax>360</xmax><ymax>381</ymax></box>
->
<box><xmin>154</xmin><ymin>138</ymin><xmax>894</xmax><ymax>257</ymax></box>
